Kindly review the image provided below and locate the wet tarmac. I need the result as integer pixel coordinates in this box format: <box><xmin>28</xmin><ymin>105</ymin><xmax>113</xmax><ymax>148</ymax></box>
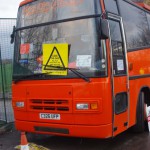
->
<box><xmin>0</xmin><ymin>127</ymin><xmax>150</xmax><ymax>150</ymax></box>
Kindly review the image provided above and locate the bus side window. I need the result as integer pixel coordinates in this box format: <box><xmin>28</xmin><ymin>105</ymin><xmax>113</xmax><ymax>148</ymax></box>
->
<box><xmin>119</xmin><ymin>0</ymin><xmax>150</xmax><ymax>50</ymax></box>
<box><xmin>146</xmin><ymin>13</ymin><xmax>150</xmax><ymax>46</ymax></box>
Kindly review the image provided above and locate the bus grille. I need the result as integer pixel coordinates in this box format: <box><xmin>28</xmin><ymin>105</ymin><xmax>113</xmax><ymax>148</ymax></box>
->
<box><xmin>28</xmin><ymin>99</ymin><xmax>71</xmax><ymax>112</ymax></box>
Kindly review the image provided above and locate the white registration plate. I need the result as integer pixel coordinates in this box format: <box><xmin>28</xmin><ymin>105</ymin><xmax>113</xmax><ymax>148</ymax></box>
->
<box><xmin>40</xmin><ymin>113</ymin><xmax>60</xmax><ymax>120</ymax></box>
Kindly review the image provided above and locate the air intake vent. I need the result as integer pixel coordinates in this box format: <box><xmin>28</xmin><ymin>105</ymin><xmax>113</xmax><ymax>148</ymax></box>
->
<box><xmin>29</xmin><ymin>99</ymin><xmax>71</xmax><ymax>113</ymax></box>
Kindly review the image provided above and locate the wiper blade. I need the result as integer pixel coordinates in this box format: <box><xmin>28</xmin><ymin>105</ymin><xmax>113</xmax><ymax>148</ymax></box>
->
<box><xmin>44</xmin><ymin>65</ymin><xmax>91</xmax><ymax>83</ymax></box>
<box><xmin>13</xmin><ymin>66</ymin><xmax>91</xmax><ymax>83</ymax></box>
<box><xmin>13</xmin><ymin>73</ymin><xmax>49</xmax><ymax>84</ymax></box>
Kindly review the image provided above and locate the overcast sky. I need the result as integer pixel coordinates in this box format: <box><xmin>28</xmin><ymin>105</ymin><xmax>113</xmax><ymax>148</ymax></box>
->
<box><xmin>0</xmin><ymin>0</ymin><xmax>22</xmax><ymax>18</ymax></box>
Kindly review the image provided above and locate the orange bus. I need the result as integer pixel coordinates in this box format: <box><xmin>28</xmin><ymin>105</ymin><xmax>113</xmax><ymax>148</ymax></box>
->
<box><xmin>11</xmin><ymin>0</ymin><xmax>150</xmax><ymax>138</ymax></box>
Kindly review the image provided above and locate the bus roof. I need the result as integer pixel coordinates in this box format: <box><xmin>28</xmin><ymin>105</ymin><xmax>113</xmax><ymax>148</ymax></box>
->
<box><xmin>19</xmin><ymin>0</ymin><xmax>33</xmax><ymax>7</ymax></box>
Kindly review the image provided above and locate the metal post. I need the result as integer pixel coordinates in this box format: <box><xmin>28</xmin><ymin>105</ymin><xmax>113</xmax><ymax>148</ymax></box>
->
<box><xmin>0</xmin><ymin>44</ymin><xmax>7</xmax><ymax>123</ymax></box>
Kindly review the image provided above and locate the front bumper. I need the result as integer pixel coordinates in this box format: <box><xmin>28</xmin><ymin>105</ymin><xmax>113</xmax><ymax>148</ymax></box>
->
<box><xmin>15</xmin><ymin>120</ymin><xmax>112</xmax><ymax>139</ymax></box>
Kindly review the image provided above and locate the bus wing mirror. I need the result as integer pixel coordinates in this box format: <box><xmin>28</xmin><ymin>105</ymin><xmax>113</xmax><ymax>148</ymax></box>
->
<box><xmin>100</xmin><ymin>19</ymin><xmax>109</xmax><ymax>39</ymax></box>
<box><xmin>10</xmin><ymin>26</ymin><xmax>16</xmax><ymax>44</ymax></box>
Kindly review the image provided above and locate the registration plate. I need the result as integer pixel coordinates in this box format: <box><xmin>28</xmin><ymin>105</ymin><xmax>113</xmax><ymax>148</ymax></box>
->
<box><xmin>40</xmin><ymin>113</ymin><xmax>60</xmax><ymax>120</ymax></box>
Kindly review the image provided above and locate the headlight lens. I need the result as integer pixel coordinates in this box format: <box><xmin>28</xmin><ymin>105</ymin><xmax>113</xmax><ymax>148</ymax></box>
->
<box><xmin>76</xmin><ymin>104</ymin><xmax>89</xmax><ymax>110</ymax></box>
<box><xmin>16</xmin><ymin>102</ymin><xmax>24</xmax><ymax>108</ymax></box>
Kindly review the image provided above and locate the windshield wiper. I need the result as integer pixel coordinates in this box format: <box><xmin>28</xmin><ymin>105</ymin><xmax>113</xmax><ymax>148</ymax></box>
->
<box><xmin>44</xmin><ymin>65</ymin><xmax>91</xmax><ymax>83</ymax></box>
<box><xmin>13</xmin><ymin>73</ymin><xmax>49</xmax><ymax>84</ymax></box>
<box><xmin>13</xmin><ymin>66</ymin><xmax>90</xmax><ymax>83</ymax></box>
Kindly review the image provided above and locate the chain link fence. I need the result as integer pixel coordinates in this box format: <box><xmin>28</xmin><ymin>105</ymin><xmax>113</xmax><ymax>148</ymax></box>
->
<box><xmin>0</xmin><ymin>18</ymin><xmax>16</xmax><ymax>123</ymax></box>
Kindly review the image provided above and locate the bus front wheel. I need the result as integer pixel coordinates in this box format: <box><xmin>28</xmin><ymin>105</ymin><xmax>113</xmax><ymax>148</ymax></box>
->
<box><xmin>132</xmin><ymin>92</ymin><xmax>145</xmax><ymax>133</ymax></box>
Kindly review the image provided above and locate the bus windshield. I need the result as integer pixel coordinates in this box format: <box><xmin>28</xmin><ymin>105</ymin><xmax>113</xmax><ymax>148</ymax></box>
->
<box><xmin>13</xmin><ymin>0</ymin><xmax>107</xmax><ymax>80</ymax></box>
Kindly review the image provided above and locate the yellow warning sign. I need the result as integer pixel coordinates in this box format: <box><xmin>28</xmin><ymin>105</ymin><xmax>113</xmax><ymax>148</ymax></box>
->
<box><xmin>42</xmin><ymin>43</ymin><xmax>69</xmax><ymax>75</ymax></box>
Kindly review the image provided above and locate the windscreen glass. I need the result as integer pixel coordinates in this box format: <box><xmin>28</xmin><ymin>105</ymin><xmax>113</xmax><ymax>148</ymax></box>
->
<box><xmin>17</xmin><ymin>0</ymin><xmax>100</xmax><ymax>27</ymax></box>
<box><xmin>13</xmin><ymin>0</ymin><xmax>107</xmax><ymax>80</ymax></box>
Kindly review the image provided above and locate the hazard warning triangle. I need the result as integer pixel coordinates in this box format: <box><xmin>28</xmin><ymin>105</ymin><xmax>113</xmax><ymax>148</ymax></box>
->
<box><xmin>44</xmin><ymin>47</ymin><xmax>65</xmax><ymax>70</ymax></box>
<box><xmin>42</xmin><ymin>43</ymin><xmax>68</xmax><ymax>75</ymax></box>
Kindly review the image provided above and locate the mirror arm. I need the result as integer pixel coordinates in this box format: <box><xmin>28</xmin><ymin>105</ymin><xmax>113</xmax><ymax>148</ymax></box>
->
<box><xmin>10</xmin><ymin>26</ymin><xmax>16</xmax><ymax>44</ymax></box>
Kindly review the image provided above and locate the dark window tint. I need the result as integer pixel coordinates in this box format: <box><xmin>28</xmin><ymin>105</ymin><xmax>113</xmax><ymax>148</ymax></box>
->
<box><xmin>109</xmin><ymin>20</ymin><xmax>124</xmax><ymax>56</ymax></box>
<box><xmin>109</xmin><ymin>20</ymin><xmax>126</xmax><ymax>75</ymax></box>
<box><xmin>119</xmin><ymin>1</ymin><xmax>150</xmax><ymax>50</ymax></box>
<box><xmin>104</xmin><ymin>0</ymin><xmax>119</xmax><ymax>14</ymax></box>
<box><xmin>109</xmin><ymin>20</ymin><xmax>122</xmax><ymax>42</ymax></box>
<box><xmin>146</xmin><ymin>13</ymin><xmax>150</xmax><ymax>45</ymax></box>
<box><xmin>115</xmin><ymin>93</ymin><xmax>128</xmax><ymax>114</ymax></box>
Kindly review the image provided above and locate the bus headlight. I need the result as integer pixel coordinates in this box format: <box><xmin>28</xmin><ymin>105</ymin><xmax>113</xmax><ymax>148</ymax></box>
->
<box><xmin>16</xmin><ymin>102</ymin><xmax>24</xmax><ymax>108</ymax></box>
<box><xmin>76</xmin><ymin>104</ymin><xmax>89</xmax><ymax>110</ymax></box>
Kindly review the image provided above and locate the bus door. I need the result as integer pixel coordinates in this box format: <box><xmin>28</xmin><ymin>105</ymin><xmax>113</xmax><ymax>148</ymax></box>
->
<box><xmin>108</xmin><ymin>13</ymin><xmax>129</xmax><ymax>136</ymax></box>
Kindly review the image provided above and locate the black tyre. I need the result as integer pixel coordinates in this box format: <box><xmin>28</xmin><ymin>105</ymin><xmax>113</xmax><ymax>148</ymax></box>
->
<box><xmin>132</xmin><ymin>92</ymin><xmax>145</xmax><ymax>133</ymax></box>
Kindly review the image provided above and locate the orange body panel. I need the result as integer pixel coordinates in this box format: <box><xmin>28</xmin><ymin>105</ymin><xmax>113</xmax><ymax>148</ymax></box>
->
<box><xmin>128</xmin><ymin>49</ymin><xmax>150</xmax><ymax>127</ymax></box>
<box><xmin>12</xmin><ymin>78</ymin><xmax>113</xmax><ymax>138</ymax></box>
<box><xmin>128</xmin><ymin>49</ymin><xmax>150</xmax><ymax>76</ymax></box>
<box><xmin>113</xmin><ymin>77</ymin><xmax>128</xmax><ymax>136</ymax></box>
